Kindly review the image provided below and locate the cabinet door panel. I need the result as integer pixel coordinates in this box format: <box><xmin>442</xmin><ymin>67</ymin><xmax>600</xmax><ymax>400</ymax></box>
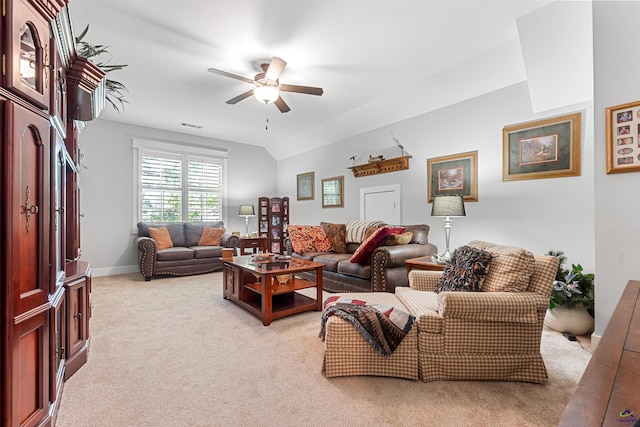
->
<box><xmin>3</xmin><ymin>0</ymin><xmax>51</xmax><ymax>109</ymax></box>
<box><xmin>12</xmin><ymin>311</ymin><xmax>50</xmax><ymax>427</ymax></box>
<box><xmin>66</xmin><ymin>280</ymin><xmax>87</xmax><ymax>357</ymax></box>
<box><xmin>7</xmin><ymin>101</ymin><xmax>51</xmax><ymax>314</ymax></box>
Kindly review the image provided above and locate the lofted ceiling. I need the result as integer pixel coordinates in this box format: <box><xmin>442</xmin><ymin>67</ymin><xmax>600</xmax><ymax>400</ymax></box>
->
<box><xmin>68</xmin><ymin>0</ymin><xmax>552</xmax><ymax>160</ymax></box>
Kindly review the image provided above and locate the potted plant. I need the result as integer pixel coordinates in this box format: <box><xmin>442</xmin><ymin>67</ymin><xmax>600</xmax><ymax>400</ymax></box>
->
<box><xmin>544</xmin><ymin>250</ymin><xmax>595</xmax><ymax>336</ymax></box>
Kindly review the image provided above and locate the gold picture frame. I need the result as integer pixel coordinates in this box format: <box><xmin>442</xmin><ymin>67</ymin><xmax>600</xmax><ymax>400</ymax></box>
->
<box><xmin>502</xmin><ymin>112</ymin><xmax>581</xmax><ymax>181</ymax></box>
<box><xmin>606</xmin><ymin>100</ymin><xmax>640</xmax><ymax>174</ymax></box>
<box><xmin>321</xmin><ymin>176</ymin><xmax>344</xmax><ymax>208</ymax></box>
<box><xmin>426</xmin><ymin>151</ymin><xmax>478</xmax><ymax>202</ymax></box>
<box><xmin>296</xmin><ymin>172</ymin><xmax>314</xmax><ymax>201</ymax></box>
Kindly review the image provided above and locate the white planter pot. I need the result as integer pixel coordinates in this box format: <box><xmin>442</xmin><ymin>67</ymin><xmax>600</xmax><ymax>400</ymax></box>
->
<box><xmin>544</xmin><ymin>305</ymin><xmax>594</xmax><ymax>336</ymax></box>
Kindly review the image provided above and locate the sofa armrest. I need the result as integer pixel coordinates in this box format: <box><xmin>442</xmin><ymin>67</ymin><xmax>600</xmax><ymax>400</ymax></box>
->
<box><xmin>408</xmin><ymin>270</ymin><xmax>442</xmax><ymax>292</ymax></box>
<box><xmin>136</xmin><ymin>236</ymin><xmax>157</xmax><ymax>281</ymax></box>
<box><xmin>437</xmin><ymin>291</ymin><xmax>548</xmax><ymax>324</ymax></box>
<box><xmin>221</xmin><ymin>233</ymin><xmax>239</xmax><ymax>249</ymax></box>
<box><xmin>371</xmin><ymin>242</ymin><xmax>438</xmax><ymax>269</ymax></box>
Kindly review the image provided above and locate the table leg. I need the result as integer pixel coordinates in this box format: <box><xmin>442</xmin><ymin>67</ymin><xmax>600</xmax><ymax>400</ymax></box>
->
<box><xmin>262</xmin><ymin>275</ymin><xmax>272</xmax><ymax>326</ymax></box>
<box><xmin>315</xmin><ymin>266</ymin><xmax>323</xmax><ymax>311</ymax></box>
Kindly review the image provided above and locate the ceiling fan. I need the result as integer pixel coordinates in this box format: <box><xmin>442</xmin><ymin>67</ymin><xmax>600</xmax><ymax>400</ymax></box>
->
<box><xmin>207</xmin><ymin>56</ymin><xmax>323</xmax><ymax>113</ymax></box>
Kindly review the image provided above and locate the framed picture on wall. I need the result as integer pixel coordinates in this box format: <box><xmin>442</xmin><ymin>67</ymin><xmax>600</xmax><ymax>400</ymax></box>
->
<box><xmin>296</xmin><ymin>172</ymin><xmax>314</xmax><ymax>200</ymax></box>
<box><xmin>427</xmin><ymin>151</ymin><xmax>478</xmax><ymax>202</ymax></box>
<box><xmin>606</xmin><ymin>100</ymin><xmax>640</xmax><ymax>174</ymax></box>
<box><xmin>502</xmin><ymin>112</ymin><xmax>581</xmax><ymax>181</ymax></box>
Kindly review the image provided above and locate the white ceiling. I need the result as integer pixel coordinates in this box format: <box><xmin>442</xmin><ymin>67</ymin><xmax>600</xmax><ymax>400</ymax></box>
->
<box><xmin>68</xmin><ymin>0</ymin><xmax>552</xmax><ymax>160</ymax></box>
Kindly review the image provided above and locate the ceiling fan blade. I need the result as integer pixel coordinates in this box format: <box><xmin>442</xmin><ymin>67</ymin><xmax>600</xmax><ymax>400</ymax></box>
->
<box><xmin>280</xmin><ymin>84</ymin><xmax>324</xmax><ymax>96</ymax></box>
<box><xmin>208</xmin><ymin>67</ymin><xmax>255</xmax><ymax>84</ymax></box>
<box><xmin>226</xmin><ymin>90</ymin><xmax>254</xmax><ymax>104</ymax></box>
<box><xmin>274</xmin><ymin>96</ymin><xmax>291</xmax><ymax>113</ymax></box>
<box><xmin>265</xmin><ymin>57</ymin><xmax>287</xmax><ymax>81</ymax></box>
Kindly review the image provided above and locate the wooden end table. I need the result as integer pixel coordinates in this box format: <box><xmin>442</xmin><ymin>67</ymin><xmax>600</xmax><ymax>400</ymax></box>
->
<box><xmin>405</xmin><ymin>256</ymin><xmax>446</xmax><ymax>275</ymax></box>
<box><xmin>222</xmin><ymin>255</ymin><xmax>324</xmax><ymax>326</ymax></box>
<box><xmin>238</xmin><ymin>236</ymin><xmax>268</xmax><ymax>255</ymax></box>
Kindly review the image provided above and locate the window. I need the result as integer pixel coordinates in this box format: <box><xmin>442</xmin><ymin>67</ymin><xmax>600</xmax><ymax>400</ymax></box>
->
<box><xmin>133</xmin><ymin>138</ymin><xmax>227</xmax><ymax>224</ymax></box>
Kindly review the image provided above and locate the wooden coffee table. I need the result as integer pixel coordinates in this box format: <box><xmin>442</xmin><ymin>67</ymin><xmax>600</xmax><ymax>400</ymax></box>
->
<box><xmin>222</xmin><ymin>255</ymin><xmax>324</xmax><ymax>326</ymax></box>
<box><xmin>404</xmin><ymin>256</ymin><xmax>446</xmax><ymax>274</ymax></box>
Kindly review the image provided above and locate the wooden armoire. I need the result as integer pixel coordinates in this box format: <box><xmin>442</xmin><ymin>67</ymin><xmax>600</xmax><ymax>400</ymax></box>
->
<box><xmin>1</xmin><ymin>2</ymin><xmax>102</xmax><ymax>426</ymax></box>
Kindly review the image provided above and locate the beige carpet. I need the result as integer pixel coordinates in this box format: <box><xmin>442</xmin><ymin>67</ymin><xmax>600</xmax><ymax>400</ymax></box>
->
<box><xmin>55</xmin><ymin>273</ymin><xmax>591</xmax><ymax>427</ymax></box>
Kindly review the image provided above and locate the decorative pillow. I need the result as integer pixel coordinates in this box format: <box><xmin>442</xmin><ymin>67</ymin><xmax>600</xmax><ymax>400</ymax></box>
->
<box><xmin>435</xmin><ymin>245</ymin><xmax>493</xmax><ymax>293</ymax></box>
<box><xmin>287</xmin><ymin>225</ymin><xmax>333</xmax><ymax>254</ymax></box>
<box><xmin>363</xmin><ymin>225</ymin><xmax>379</xmax><ymax>242</ymax></box>
<box><xmin>148</xmin><ymin>226</ymin><xmax>174</xmax><ymax>250</ymax></box>
<box><xmin>345</xmin><ymin>220</ymin><xmax>385</xmax><ymax>244</ymax></box>
<box><xmin>198</xmin><ymin>226</ymin><xmax>226</xmax><ymax>246</ymax></box>
<box><xmin>467</xmin><ymin>241</ymin><xmax>535</xmax><ymax>292</ymax></box>
<box><xmin>349</xmin><ymin>227</ymin><xmax>401</xmax><ymax>264</ymax></box>
<box><xmin>323</xmin><ymin>223</ymin><xmax>347</xmax><ymax>254</ymax></box>
<box><xmin>383</xmin><ymin>231</ymin><xmax>413</xmax><ymax>246</ymax></box>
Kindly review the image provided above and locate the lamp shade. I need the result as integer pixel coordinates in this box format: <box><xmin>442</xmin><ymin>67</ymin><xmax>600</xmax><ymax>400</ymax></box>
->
<box><xmin>254</xmin><ymin>85</ymin><xmax>280</xmax><ymax>104</ymax></box>
<box><xmin>431</xmin><ymin>195</ymin><xmax>466</xmax><ymax>217</ymax></box>
<box><xmin>238</xmin><ymin>205</ymin><xmax>255</xmax><ymax>217</ymax></box>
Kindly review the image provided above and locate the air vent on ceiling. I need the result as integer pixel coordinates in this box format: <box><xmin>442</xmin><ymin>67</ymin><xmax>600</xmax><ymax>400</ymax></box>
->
<box><xmin>179</xmin><ymin>122</ymin><xmax>203</xmax><ymax>129</ymax></box>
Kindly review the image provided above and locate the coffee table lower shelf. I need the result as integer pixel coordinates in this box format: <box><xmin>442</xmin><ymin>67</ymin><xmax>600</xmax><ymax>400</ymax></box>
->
<box><xmin>239</xmin><ymin>289</ymin><xmax>318</xmax><ymax>322</ymax></box>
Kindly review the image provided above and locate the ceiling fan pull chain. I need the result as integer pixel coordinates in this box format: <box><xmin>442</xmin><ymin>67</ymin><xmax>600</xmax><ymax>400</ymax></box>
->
<box><xmin>265</xmin><ymin>110</ymin><xmax>270</xmax><ymax>130</ymax></box>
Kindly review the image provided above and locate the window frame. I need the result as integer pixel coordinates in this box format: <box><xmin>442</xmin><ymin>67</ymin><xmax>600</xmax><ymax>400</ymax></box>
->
<box><xmin>131</xmin><ymin>138</ymin><xmax>228</xmax><ymax>230</ymax></box>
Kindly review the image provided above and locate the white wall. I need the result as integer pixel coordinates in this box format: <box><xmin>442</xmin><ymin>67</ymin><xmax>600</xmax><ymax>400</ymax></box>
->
<box><xmin>78</xmin><ymin>120</ymin><xmax>277</xmax><ymax>275</ymax></box>
<box><xmin>592</xmin><ymin>1</ymin><xmax>640</xmax><ymax>336</ymax></box>
<box><xmin>279</xmin><ymin>82</ymin><xmax>595</xmax><ymax>273</ymax></box>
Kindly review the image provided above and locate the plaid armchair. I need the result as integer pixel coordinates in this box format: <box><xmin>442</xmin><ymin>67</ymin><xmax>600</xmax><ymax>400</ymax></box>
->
<box><xmin>404</xmin><ymin>252</ymin><xmax>557</xmax><ymax>382</ymax></box>
<box><xmin>321</xmin><ymin>241</ymin><xmax>558</xmax><ymax>383</ymax></box>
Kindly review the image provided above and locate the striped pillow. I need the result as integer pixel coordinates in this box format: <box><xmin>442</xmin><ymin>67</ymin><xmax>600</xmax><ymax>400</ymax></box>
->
<box><xmin>345</xmin><ymin>220</ymin><xmax>385</xmax><ymax>244</ymax></box>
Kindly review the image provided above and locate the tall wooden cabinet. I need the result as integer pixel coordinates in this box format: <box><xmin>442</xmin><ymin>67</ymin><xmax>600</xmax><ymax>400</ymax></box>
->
<box><xmin>1</xmin><ymin>2</ymin><xmax>102</xmax><ymax>426</ymax></box>
<box><xmin>258</xmin><ymin>197</ymin><xmax>289</xmax><ymax>254</ymax></box>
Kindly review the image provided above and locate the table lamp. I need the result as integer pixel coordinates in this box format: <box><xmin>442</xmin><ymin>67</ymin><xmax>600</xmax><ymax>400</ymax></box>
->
<box><xmin>238</xmin><ymin>205</ymin><xmax>255</xmax><ymax>237</ymax></box>
<box><xmin>431</xmin><ymin>195</ymin><xmax>466</xmax><ymax>262</ymax></box>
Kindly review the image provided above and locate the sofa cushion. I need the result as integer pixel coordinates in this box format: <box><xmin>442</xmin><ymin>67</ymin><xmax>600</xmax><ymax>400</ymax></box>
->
<box><xmin>435</xmin><ymin>245</ymin><xmax>493</xmax><ymax>293</ymax></box>
<box><xmin>345</xmin><ymin>220</ymin><xmax>385</xmax><ymax>244</ymax></box>
<box><xmin>190</xmin><ymin>246</ymin><xmax>223</xmax><ymax>259</ymax></box>
<box><xmin>388</xmin><ymin>224</ymin><xmax>430</xmax><ymax>244</ymax></box>
<box><xmin>148</xmin><ymin>226</ymin><xmax>174</xmax><ymax>250</ymax></box>
<box><xmin>198</xmin><ymin>226</ymin><xmax>226</xmax><ymax>246</ymax></box>
<box><xmin>349</xmin><ymin>227</ymin><xmax>403</xmax><ymax>264</ymax></box>
<box><xmin>156</xmin><ymin>247</ymin><xmax>195</xmax><ymax>261</ymax></box>
<box><xmin>313</xmin><ymin>253</ymin><xmax>351</xmax><ymax>272</ymax></box>
<box><xmin>467</xmin><ymin>241</ymin><xmax>535</xmax><ymax>292</ymax></box>
<box><xmin>337</xmin><ymin>260</ymin><xmax>371</xmax><ymax>280</ymax></box>
<box><xmin>288</xmin><ymin>225</ymin><xmax>333</xmax><ymax>254</ymax></box>
<box><xmin>184</xmin><ymin>221</ymin><xmax>225</xmax><ymax>246</ymax></box>
<box><xmin>384</xmin><ymin>232</ymin><xmax>413</xmax><ymax>246</ymax></box>
<box><xmin>322</xmin><ymin>223</ymin><xmax>348</xmax><ymax>254</ymax></box>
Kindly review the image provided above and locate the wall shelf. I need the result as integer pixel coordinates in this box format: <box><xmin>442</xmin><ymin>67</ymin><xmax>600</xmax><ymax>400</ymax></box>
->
<box><xmin>348</xmin><ymin>155</ymin><xmax>412</xmax><ymax>177</ymax></box>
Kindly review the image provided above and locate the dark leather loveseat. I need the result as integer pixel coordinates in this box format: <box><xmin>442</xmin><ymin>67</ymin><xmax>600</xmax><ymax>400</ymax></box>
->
<box><xmin>285</xmin><ymin>223</ymin><xmax>437</xmax><ymax>293</ymax></box>
<box><xmin>136</xmin><ymin>221</ymin><xmax>239</xmax><ymax>281</ymax></box>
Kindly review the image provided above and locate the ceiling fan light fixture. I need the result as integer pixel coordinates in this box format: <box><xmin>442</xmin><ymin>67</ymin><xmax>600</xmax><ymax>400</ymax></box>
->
<box><xmin>254</xmin><ymin>85</ymin><xmax>280</xmax><ymax>104</ymax></box>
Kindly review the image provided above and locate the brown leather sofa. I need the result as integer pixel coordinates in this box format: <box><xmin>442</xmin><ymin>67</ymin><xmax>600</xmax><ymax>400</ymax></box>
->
<box><xmin>136</xmin><ymin>221</ymin><xmax>239</xmax><ymax>281</ymax></box>
<box><xmin>286</xmin><ymin>224</ymin><xmax>437</xmax><ymax>293</ymax></box>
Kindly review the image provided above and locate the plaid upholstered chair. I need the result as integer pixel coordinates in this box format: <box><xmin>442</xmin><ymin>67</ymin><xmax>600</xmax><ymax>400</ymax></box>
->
<box><xmin>320</xmin><ymin>241</ymin><xmax>558</xmax><ymax>383</ymax></box>
<box><xmin>401</xmin><ymin>241</ymin><xmax>559</xmax><ymax>383</ymax></box>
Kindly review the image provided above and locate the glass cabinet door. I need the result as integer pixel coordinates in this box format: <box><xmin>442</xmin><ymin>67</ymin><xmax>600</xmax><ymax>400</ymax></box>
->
<box><xmin>3</xmin><ymin>0</ymin><xmax>51</xmax><ymax>109</ymax></box>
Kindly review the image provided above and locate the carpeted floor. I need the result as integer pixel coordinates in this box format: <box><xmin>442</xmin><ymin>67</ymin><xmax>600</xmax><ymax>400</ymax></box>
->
<box><xmin>55</xmin><ymin>273</ymin><xmax>591</xmax><ymax>427</ymax></box>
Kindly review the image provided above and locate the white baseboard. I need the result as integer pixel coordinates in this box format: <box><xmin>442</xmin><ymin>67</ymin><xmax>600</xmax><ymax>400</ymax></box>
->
<box><xmin>91</xmin><ymin>265</ymin><xmax>139</xmax><ymax>277</ymax></box>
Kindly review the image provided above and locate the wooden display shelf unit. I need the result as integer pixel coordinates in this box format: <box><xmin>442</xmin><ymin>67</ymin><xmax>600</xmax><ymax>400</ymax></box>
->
<box><xmin>348</xmin><ymin>155</ymin><xmax>412</xmax><ymax>177</ymax></box>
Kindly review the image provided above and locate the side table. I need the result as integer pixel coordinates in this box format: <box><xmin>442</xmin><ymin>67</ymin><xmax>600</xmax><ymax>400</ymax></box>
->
<box><xmin>238</xmin><ymin>236</ymin><xmax>268</xmax><ymax>255</ymax></box>
<box><xmin>404</xmin><ymin>256</ymin><xmax>446</xmax><ymax>275</ymax></box>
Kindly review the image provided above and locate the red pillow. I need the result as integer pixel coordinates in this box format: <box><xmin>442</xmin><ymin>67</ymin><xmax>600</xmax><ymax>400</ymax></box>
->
<box><xmin>349</xmin><ymin>227</ymin><xmax>404</xmax><ymax>263</ymax></box>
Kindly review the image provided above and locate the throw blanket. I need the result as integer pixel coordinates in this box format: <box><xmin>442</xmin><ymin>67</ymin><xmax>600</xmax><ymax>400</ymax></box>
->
<box><xmin>319</xmin><ymin>296</ymin><xmax>415</xmax><ymax>358</ymax></box>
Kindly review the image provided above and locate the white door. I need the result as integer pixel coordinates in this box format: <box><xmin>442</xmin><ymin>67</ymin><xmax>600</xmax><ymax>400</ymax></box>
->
<box><xmin>360</xmin><ymin>184</ymin><xmax>401</xmax><ymax>224</ymax></box>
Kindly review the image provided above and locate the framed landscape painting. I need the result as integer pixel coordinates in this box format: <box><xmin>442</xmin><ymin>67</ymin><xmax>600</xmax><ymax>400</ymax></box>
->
<box><xmin>606</xmin><ymin>100</ymin><xmax>640</xmax><ymax>174</ymax></box>
<box><xmin>426</xmin><ymin>150</ymin><xmax>478</xmax><ymax>202</ymax></box>
<box><xmin>502</xmin><ymin>112</ymin><xmax>581</xmax><ymax>181</ymax></box>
